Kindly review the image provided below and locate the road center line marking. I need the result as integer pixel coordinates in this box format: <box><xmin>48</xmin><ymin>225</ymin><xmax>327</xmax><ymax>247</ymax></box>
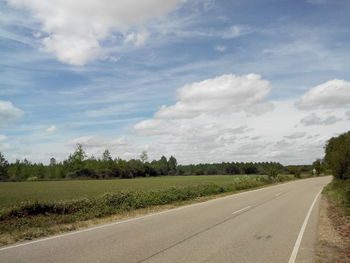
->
<box><xmin>232</xmin><ymin>206</ymin><xmax>251</xmax><ymax>215</ymax></box>
<box><xmin>288</xmin><ymin>189</ymin><xmax>322</xmax><ymax>263</ymax></box>
<box><xmin>275</xmin><ymin>192</ymin><xmax>282</xmax><ymax>197</ymax></box>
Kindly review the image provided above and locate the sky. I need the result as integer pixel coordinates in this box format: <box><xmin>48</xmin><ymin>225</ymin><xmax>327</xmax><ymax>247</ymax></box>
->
<box><xmin>0</xmin><ymin>0</ymin><xmax>350</xmax><ymax>165</ymax></box>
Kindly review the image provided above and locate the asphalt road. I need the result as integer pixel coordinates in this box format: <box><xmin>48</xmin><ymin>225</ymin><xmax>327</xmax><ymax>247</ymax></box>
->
<box><xmin>0</xmin><ymin>176</ymin><xmax>331</xmax><ymax>263</ymax></box>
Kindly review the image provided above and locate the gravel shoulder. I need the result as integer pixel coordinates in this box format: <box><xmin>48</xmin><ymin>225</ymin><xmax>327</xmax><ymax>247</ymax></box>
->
<box><xmin>316</xmin><ymin>194</ymin><xmax>350</xmax><ymax>262</ymax></box>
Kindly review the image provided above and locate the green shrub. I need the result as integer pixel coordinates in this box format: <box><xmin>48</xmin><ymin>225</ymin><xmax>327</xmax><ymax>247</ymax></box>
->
<box><xmin>325</xmin><ymin>131</ymin><xmax>350</xmax><ymax>180</ymax></box>
<box><xmin>325</xmin><ymin>179</ymin><xmax>350</xmax><ymax>207</ymax></box>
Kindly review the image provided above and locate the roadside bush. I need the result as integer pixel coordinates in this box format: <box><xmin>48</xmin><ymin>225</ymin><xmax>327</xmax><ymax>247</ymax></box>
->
<box><xmin>0</xmin><ymin>198</ymin><xmax>94</xmax><ymax>220</ymax></box>
<box><xmin>325</xmin><ymin>131</ymin><xmax>350</xmax><ymax>180</ymax></box>
<box><xmin>325</xmin><ymin>179</ymin><xmax>350</xmax><ymax>207</ymax></box>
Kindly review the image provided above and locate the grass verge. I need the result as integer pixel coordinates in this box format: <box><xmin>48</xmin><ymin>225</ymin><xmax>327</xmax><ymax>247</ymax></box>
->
<box><xmin>0</xmin><ymin>175</ymin><xmax>295</xmax><ymax>246</ymax></box>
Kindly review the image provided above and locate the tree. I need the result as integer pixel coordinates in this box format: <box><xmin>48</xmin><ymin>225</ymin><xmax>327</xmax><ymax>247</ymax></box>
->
<box><xmin>102</xmin><ymin>149</ymin><xmax>112</xmax><ymax>162</ymax></box>
<box><xmin>325</xmin><ymin>131</ymin><xmax>350</xmax><ymax>180</ymax></box>
<box><xmin>140</xmin><ymin>151</ymin><xmax>148</xmax><ymax>163</ymax></box>
<box><xmin>205</xmin><ymin>166</ymin><xmax>218</xmax><ymax>175</ymax></box>
<box><xmin>156</xmin><ymin>156</ymin><xmax>169</xmax><ymax>175</ymax></box>
<box><xmin>267</xmin><ymin>163</ymin><xmax>279</xmax><ymax>181</ymax></box>
<box><xmin>100</xmin><ymin>149</ymin><xmax>113</xmax><ymax>169</ymax></box>
<box><xmin>225</xmin><ymin>163</ymin><xmax>240</xmax><ymax>174</ymax></box>
<box><xmin>50</xmin><ymin>157</ymin><xmax>57</xmax><ymax>166</ymax></box>
<box><xmin>67</xmin><ymin>144</ymin><xmax>86</xmax><ymax>172</ymax></box>
<box><xmin>168</xmin><ymin>156</ymin><xmax>177</xmax><ymax>175</ymax></box>
<box><xmin>71</xmin><ymin>144</ymin><xmax>86</xmax><ymax>162</ymax></box>
<box><xmin>312</xmin><ymin>159</ymin><xmax>322</xmax><ymax>176</ymax></box>
<box><xmin>243</xmin><ymin>163</ymin><xmax>258</xmax><ymax>174</ymax></box>
<box><xmin>0</xmin><ymin>152</ymin><xmax>9</xmax><ymax>179</ymax></box>
<box><xmin>292</xmin><ymin>167</ymin><xmax>301</xmax><ymax>178</ymax></box>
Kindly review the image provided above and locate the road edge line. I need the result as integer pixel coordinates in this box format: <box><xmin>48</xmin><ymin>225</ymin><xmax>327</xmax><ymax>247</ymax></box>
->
<box><xmin>288</xmin><ymin>189</ymin><xmax>322</xmax><ymax>263</ymax></box>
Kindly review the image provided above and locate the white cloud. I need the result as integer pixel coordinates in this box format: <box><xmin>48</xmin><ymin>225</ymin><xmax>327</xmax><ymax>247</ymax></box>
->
<box><xmin>32</xmin><ymin>31</ymin><xmax>41</xmax><ymax>38</ymax></box>
<box><xmin>0</xmin><ymin>135</ymin><xmax>12</xmax><ymax>152</ymax></box>
<box><xmin>109</xmin><ymin>56</ymin><xmax>121</xmax><ymax>62</ymax></box>
<box><xmin>221</xmin><ymin>25</ymin><xmax>244</xmax><ymax>39</ymax></box>
<box><xmin>0</xmin><ymin>143</ymin><xmax>12</xmax><ymax>152</ymax></box>
<box><xmin>133</xmin><ymin>101</ymin><xmax>326</xmax><ymax>164</ymax></box>
<box><xmin>8</xmin><ymin>0</ymin><xmax>183</xmax><ymax>65</ymax></box>
<box><xmin>68</xmin><ymin>136</ymin><xmax>129</xmax><ymax>148</ymax></box>
<box><xmin>297</xmin><ymin>79</ymin><xmax>350</xmax><ymax>109</ymax></box>
<box><xmin>85</xmin><ymin>104</ymin><xmax>135</xmax><ymax>118</ymax></box>
<box><xmin>202</xmin><ymin>0</ymin><xmax>215</xmax><ymax>11</ymax></box>
<box><xmin>124</xmin><ymin>31</ymin><xmax>149</xmax><ymax>47</ymax></box>
<box><xmin>263</xmin><ymin>40</ymin><xmax>322</xmax><ymax>56</ymax></box>
<box><xmin>300</xmin><ymin>113</ymin><xmax>341</xmax><ymax>126</ymax></box>
<box><xmin>323</xmin><ymin>115</ymin><xmax>341</xmax><ymax>125</ymax></box>
<box><xmin>0</xmin><ymin>135</ymin><xmax>6</xmax><ymax>142</ymax></box>
<box><xmin>0</xmin><ymin>100</ymin><xmax>23</xmax><ymax>124</ymax></box>
<box><xmin>300</xmin><ymin>113</ymin><xmax>322</xmax><ymax>126</ymax></box>
<box><xmin>132</xmin><ymin>72</ymin><xmax>350</xmax><ymax>165</ymax></box>
<box><xmin>284</xmin><ymin>132</ymin><xmax>306</xmax><ymax>140</ymax></box>
<box><xmin>162</xmin><ymin>24</ymin><xmax>250</xmax><ymax>40</ymax></box>
<box><xmin>346</xmin><ymin>111</ymin><xmax>350</xmax><ymax>120</ymax></box>
<box><xmin>154</xmin><ymin>74</ymin><xmax>274</xmax><ymax>119</ymax></box>
<box><xmin>46</xmin><ymin>125</ymin><xmax>56</xmax><ymax>133</ymax></box>
<box><xmin>42</xmin><ymin>35</ymin><xmax>100</xmax><ymax>66</ymax></box>
<box><xmin>214</xmin><ymin>45</ymin><xmax>226</xmax><ymax>52</ymax></box>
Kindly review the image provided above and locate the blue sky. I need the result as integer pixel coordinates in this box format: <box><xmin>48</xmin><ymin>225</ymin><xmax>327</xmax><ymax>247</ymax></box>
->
<box><xmin>1</xmin><ymin>0</ymin><xmax>350</xmax><ymax>164</ymax></box>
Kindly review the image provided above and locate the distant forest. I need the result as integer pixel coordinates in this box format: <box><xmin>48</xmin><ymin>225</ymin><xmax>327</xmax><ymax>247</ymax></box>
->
<box><xmin>0</xmin><ymin>144</ymin><xmax>319</xmax><ymax>181</ymax></box>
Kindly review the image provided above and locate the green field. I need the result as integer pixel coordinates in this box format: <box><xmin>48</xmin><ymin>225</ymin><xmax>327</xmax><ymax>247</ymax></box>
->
<box><xmin>0</xmin><ymin>175</ymin><xmax>265</xmax><ymax>208</ymax></box>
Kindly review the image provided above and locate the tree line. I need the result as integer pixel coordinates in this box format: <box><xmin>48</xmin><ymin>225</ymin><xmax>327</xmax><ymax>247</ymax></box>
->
<box><xmin>0</xmin><ymin>143</ymin><xmax>320</xmax><ymax>181</ymax></box>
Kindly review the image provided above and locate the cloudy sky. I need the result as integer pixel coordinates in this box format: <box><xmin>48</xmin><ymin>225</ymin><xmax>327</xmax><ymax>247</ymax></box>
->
<box><xmin>1</xmin><ymin>0</ymin><xmax>350</xmax><ymax>165</ymax></box>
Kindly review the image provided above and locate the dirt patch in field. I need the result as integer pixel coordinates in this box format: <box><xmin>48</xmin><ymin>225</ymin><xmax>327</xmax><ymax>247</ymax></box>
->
<box><xmin>316</xmin><ymin>195</ymin><xmax>350</xmax><ymax>262</ymax></box>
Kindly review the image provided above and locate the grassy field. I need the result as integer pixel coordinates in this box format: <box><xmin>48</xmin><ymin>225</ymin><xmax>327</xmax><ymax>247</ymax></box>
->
<box><xmin>0</xmin><ymin>175</ymin><xmax>266</xmax><ymax>209</ymax></box>
<box><xmin>1</xmin><ymin>174</ymin><xmax>299</xmax><ymax>246</ymax></box>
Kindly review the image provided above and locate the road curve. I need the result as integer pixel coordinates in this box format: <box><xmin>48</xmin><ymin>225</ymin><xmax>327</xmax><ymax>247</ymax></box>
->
<box><xmin>0</xmin><ymin>176</ymin><xmax>331</xmax><ymax>263</ymax></box>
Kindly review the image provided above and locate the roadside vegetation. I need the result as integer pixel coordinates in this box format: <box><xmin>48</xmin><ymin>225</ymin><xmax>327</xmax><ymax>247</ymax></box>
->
<box><xmin>324</xmin><ymin>130</ymin><xmax>350</xmax><ymax>211</ymax></box>
<box><xmin>316</xmin><ymin>131</ymin><xmax>350</xmax><ymax>262</ymax></box>
<box><xmin>0</xmin><ymin>178</ymin><xmax>265</xmax><ymax>243</ymax></box>
<box><xmin>0</xmin><ymin>145</ymin><xmax>325</xmax><ymax>246</ymax></box>
<box><xmin>0</xmin><ymin>172</ymin><xmax>308</xmax><ymax>246</ymax></box>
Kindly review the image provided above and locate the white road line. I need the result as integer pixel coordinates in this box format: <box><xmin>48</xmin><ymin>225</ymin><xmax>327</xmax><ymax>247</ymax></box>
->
<box><xmin>232</xmin><ymin>206</ymin><xmax>251</xmax><ymax>215</ymax></box>
<box><xmin>275</xmin><ymin>192</ymin><xmax>282</xmax><ymax>197</ymax></box>
<box><xmin>0</xmin><ymin>179</ymin><xmax>310</xmax><ymax>252</ymax></box>
<box><xmin>288</xmin><ymin>189</ymin><xmax>322</xmax><ymax>263</ymax></box>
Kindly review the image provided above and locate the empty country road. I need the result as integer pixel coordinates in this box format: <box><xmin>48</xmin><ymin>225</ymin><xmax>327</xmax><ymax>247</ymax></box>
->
<box><xmin>0</xmin><ymin>176</ymin><xmax>331</xmax><ymax>263</ymax></box>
